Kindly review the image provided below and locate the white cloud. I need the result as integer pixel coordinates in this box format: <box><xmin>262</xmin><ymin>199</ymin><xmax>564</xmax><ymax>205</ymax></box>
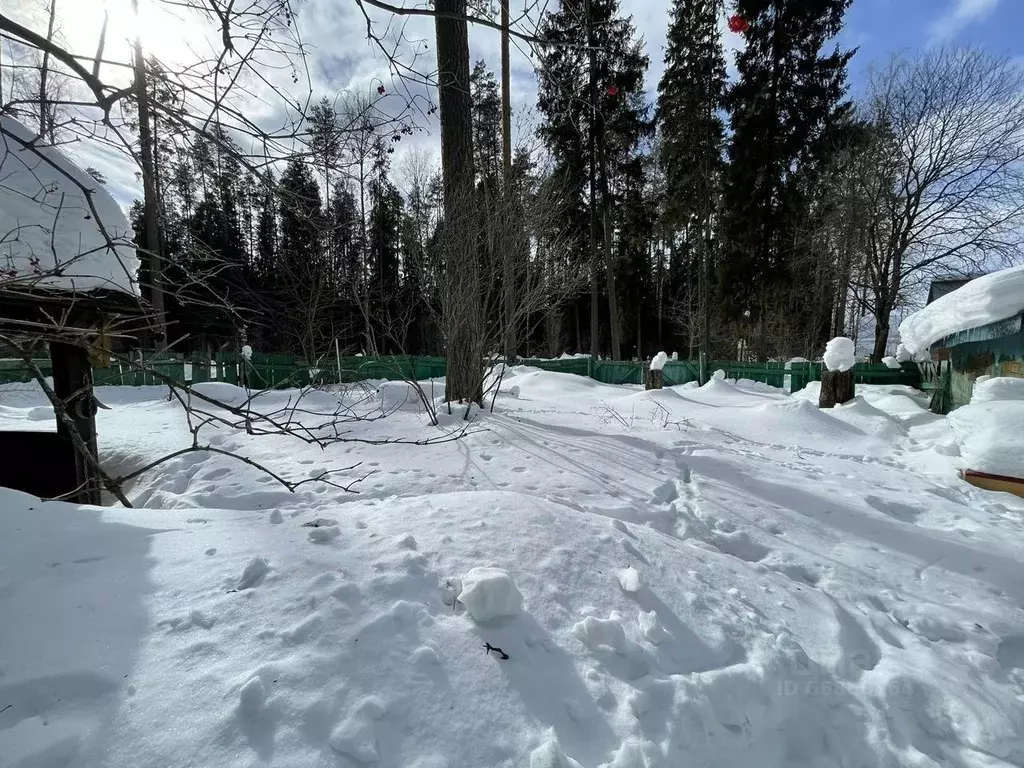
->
<box><xmin>929</xmin><ymin>0</ymin><xmax>1000</xmax><ymax>43</ymax></box>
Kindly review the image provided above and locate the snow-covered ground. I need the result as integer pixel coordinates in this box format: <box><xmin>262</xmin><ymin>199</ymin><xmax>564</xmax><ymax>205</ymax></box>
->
<box><xmin>2</xmin><ymin>370</ymin><xmax>1024</xmax><ymax>768</ymax></box>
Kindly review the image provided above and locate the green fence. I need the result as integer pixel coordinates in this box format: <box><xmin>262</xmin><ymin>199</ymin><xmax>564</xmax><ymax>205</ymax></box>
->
<box><xmin>0</xmin><ymin>351</ymin><xmax>922</xmax><ymax>394</ymax></box>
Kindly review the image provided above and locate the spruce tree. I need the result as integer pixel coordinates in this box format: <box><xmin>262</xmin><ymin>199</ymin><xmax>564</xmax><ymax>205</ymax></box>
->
<box><xmin>536</xmin><ymin>0</ymin><xmax>651</xmax><ymax>357</ymax></box>
<box><xmin>720</xmin><ymin>0</ymin><xmax>854</xmax><ymax>356</ymax></box>
<box><xmin>656</xmin><ymin>0</ymin><xmax>725</xmax><ymax>360</ymax></box>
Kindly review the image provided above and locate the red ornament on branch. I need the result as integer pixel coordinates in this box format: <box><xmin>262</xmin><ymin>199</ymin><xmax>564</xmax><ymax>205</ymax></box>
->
<box><xmin>377</xmin><ymin>84</ymin><xmax>386</xmax><ymax>95</ymax></box>
<box><xmin>606</xmin><ymin>84</ymin><xmax>619</xmax><ymax>96</ymax></box>
<box><xmin>728</xmin><ymin>14</ymin><xmax>750</xmax><ymax>33</ymax></box>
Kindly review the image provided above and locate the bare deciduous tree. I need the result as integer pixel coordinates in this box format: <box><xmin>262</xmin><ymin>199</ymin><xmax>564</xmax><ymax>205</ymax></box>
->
<box><xmin>858</xmin><ymin>47</ymin><xmax>1024</xmax><ymax>360</ymax></box>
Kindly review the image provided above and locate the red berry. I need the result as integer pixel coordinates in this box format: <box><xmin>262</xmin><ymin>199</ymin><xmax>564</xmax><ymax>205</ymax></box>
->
<box><xmin>607</xmin><ymin>85</ymin><xmax>619</xmax><ymax>96</ymax></box>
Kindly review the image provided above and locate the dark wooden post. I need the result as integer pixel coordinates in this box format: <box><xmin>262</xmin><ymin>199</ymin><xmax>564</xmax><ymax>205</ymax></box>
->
<box><xmin>645</xmin><ymin>365</ymin><xmax>663</xmax><ymax>390</ymax></box>
<box><xmin>50</xmin><ymin>342</ymin><xmax>101</xmax><ymax>504</ymax></box>
<box><xmin>819</xmin><ymin>369</ymin><xmax>855</xmax><ymax>409</ymax></box>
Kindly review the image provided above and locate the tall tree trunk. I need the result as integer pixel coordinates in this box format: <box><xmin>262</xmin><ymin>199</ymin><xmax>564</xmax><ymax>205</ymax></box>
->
<box><xmin>435</xmin><ymin>0</ymin><xmax>481</xmax><ymax>404</ymax></box>
<box><xmin>38</xmin><ymin>0</ymin><xmax>56</xmax><ymax>140</ymax></box>
<box><xmin>131</xmin><ymin>4</ymin><xmax>166</xmax><ymax>344</ymax></box>
<box><xmin>587</xmin><ymin>0</ymin><xmax>600</xmax><ymax>359</ymax></box>
<box><xmin>597</xmin><ymin>121</ymin><xmax>621</xmax><ymax>360</ymax></box>
<box><xmin>500</xmin><ymin>0</ymin><xmax>516</xmax><ymax>362</ymax></box>
<box><xmin>872</xmin><ymin>310</ymin><xmax>890</xmax><ymax>363</ymax></box>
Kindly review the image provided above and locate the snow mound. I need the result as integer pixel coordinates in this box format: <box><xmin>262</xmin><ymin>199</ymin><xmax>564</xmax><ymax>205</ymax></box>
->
<box><xmin>971</xmin><ymin>376</ymin><xmax>1024</xmax><ymax>403</ymax></box>
<box><xmin>379</xmin><ymin>381</ymin><xmax>428</xmax><ymax>413</ymax></box>
<box><xmin>189</xmin><ymin>381</ymin><xmax>252</xmax><ymax>406</ymax></box>
<box><xmin>899</xmin><ymin>265</ymin><xmax>1024</xmax><ymax>357</ymax></box>
<box><xmin>712</xmin><ymin>369</ymin><xmax>726</xmax><ymax>381</ymax></box>
<box><xmin>0</xmin><ymin>116</ymin><xmax>139</xmax><ymax>295</ymax></box>
<box><xmin>531</xmin><ymin>739</ymin><xmax>582</xmax><ymax>768</ymax></box>
<box><xmin>881</xmin><ymin>356</ymin><xmax>901</xmax><ymax>369</ymax></box>
<box><xmin>950</xmin><ymin>399</ymin><xmax>1024</xmax><ymax>478</ymax></box>
<box><xmin>649</xmin><ymin>351</ymin><xmax>668</xmax><ymax>372</ymax></box>
<box><xmin>457</xmin><ymin>567</ymin><xmax>523</xmax><ymax>621</ymax></box>
<box><xmin>237</xmin><ymin>556</ymin><xmax>270</xmax><ymax>589</ymax></box>
<box><xmin>823</xmin><ymin>337</ymin><xmax>856</xmax><ymax>372</ymax></box>
<box><xmin>826</xmin><ymin>396</ymin><xmax>908</xmax><ymax>441</ymax></box>
<box><xmin>573</xmin><ymin>613</ymin><xmax>629</xmax><ymax>654</ymax></box>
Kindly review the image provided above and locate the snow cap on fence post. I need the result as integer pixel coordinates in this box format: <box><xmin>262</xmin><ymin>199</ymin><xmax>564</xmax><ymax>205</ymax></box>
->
<box><xmin>823</xmin><ymin>337</ymin><xmax>856</xmax><ymax>373</ymax></box>
<box><xmin>650</xmin><ymin>351</ymin><xmax>668</xmax><ymax>371</ymax></box>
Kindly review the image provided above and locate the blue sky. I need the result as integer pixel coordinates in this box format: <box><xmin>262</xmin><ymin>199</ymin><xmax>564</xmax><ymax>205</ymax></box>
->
<box><xmin>837</xmin><ymin>0</ymin><xmax>1022</xmax><ymax>92</ymax></box>
<box><xmin>29</xmin><ymin>0</ymin><xmax>1024</xmax><ymax>204</ymax></box>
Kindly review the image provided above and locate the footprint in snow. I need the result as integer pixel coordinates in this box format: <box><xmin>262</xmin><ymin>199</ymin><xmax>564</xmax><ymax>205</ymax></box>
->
<box><xmin>329</xmin><ymin>697</ymin><xmax>388</xmax><ymax>763</ymax></box>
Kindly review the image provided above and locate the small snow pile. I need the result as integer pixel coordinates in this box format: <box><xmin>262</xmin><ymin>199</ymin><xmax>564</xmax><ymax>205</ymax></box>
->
<box><xmin>530</xmin><ymin>739</ymin><xmax>582</xmax><ymax>768</ymax></box>
<box><xmin>899</xmin><ymin>266</ymin><xmax>1024</xmax><ymax>357</ymax></box>
<box><xmin>712</xmin><ymin>369</ymin><xmax>726</xmax><ymax>381</ymax></box>
<box><xmin>379</xmin><ymin>381</ymin><xmax>427</xmax><ymax>413</ymax></box>
<box><xmin>0</xmin><ymin>116</ymin><xmax>138</xmax><ymax>294</ymax></box>
<box><xmin>949</xmin><ymin>378</ymin><xmax>1024</xmax><ymax>478</ymax></box>
<box><xmin>457</xmin><ymin>567</ymin><xmax>522</xmax><ymax>621</ymax></box>
<box><xmin>237</xmin><ymin>556</ymin><xmax>269</xmax><ymax>589</ymax></box>
<box><xmin>650</xmin><ymin>351</ymin><xmax>669</xmax><ymax>371</ymax></box>
<box><xmin>572</xmin><ymin>613</ymin><xmax>628</xmax><ymax>654</ymax></box>
<box><xmin>616</xmin><ymin>566</ymin><xmax>642</xmax><ymax>593</ymax></box>
<box><xmin>823</xmin><ymin>337</ymin><xmax>856</xmax><ymax>372</ymax></box>
<box><xmin>238</xmin><ymin>676</ymin><xmax>265</xmax><ymax>714</ymax></box>
<box><xmin>881</xmin><ymin>356</ymin><xmax>901</xmax><ymax>370</ymax></box>
<box><xmin>638</xmin><ymin>610</ymin><xmax>670</xmax><ymax>644</ymax></box>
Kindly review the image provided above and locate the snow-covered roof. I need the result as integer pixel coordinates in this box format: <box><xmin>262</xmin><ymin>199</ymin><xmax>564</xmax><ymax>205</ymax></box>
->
<box><xmin>0</xmin><ymin>115</ymin><xmax>138</xmax><ymax>296</ymax></box>
<box><xmin>898</xmin><ymin>265</ymin><xmax>1024</xmax><ymax>358</ymax></box>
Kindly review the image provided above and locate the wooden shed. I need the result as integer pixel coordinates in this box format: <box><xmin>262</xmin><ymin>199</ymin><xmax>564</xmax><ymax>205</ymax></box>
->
<box><xmin>0</xmin><ymin>115</ymin><xmax>144</xmax><ymax>504</ymax></box>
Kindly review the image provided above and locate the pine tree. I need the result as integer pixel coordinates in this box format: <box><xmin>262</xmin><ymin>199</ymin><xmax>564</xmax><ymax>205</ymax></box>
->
<box><xmin>309</xmin><ymin>97</ymin><xmax>340</xmax><ymax>204</ymax></box>
<box><xmin>656</xmin><ymin>0</ymin><xmax>725</xmax><ymax>360</ymax></box>
<box><xmin>368</xmin><ymin>144</ymin><xmax>405</xmax><ymax>352</ymax></box>
<box><xmin>471</xmin><ymin>61</ymin><xmax>502</xmax><ymax>192</ymax></box>
<box><xmin>276</xmin><ymin>159</ymin><xmax>327</xmax><ymax>357</ymax></box>
<box><xmin>720</xmin><ymin>0</ymin><xmax>854</xmax><ymax>356</ymax></box>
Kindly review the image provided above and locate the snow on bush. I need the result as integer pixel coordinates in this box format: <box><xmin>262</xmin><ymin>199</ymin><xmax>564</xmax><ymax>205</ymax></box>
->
<box><xmin>0</xmin><ymin>116</ymin><xmax>138</xmax><ymax>294</ymax></box>
<box><xmin>899</xmin><ymin>266</ymin><xmax>1024</xmax><ymax>358</ymax></box>
<box><xmin>881</xmin><ymin>356</ymin><xmax>901</xmax><ymax>370</ymax></box>
<box><xmin>650</xmin><ymin>351</ymin><xmax>668</xmax><ymax>371</ymax></box>
<box><xmin>457</xmin><ymin>567</ymin><xmax>523</xmax><ymax>621</ymax></box>
<box><xmin>823</xmin><ymin>337</ymin><xmax>856</xmax><ymax>372</ymax></box>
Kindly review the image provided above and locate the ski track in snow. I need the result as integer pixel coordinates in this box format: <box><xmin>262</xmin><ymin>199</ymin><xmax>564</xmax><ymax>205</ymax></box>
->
<box><xmin>1</xmin><ymin>371</ymin><xmax>1024</xmax><ymax>767</ymax></box>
